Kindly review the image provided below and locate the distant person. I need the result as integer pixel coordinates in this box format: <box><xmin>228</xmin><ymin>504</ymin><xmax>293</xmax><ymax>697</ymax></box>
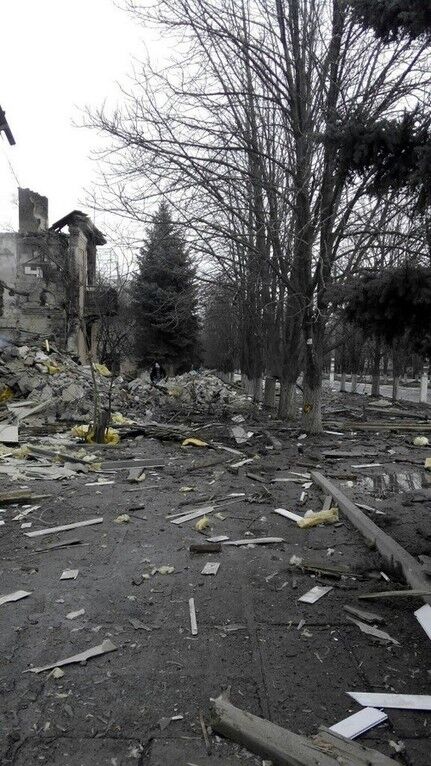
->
<box><xmin>150</xmin><ymin>361</ymin><xmax>166</xmax><ymax>384</ymax></box>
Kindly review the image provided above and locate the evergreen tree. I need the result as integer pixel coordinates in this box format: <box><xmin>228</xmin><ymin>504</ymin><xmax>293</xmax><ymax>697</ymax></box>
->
<box><xmin>333</xmin><ymin>2</ymin><xmax>431</xmax><ymax>209</ymax></box>
<box><xmin>132</xmin><ymin>202</ymin><xmax>200</xmax><ymax>370</ymax></box>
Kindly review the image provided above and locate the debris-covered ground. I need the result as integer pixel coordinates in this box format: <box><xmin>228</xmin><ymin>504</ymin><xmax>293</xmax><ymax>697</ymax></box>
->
<box><xmin>1</xmin><ymin>365</ymin><xmax>431</xmax><ymax>765</ymax></box>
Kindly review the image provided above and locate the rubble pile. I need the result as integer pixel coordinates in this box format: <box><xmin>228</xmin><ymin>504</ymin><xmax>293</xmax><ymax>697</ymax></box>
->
<box><xmin>127</xmin><ymin>370</ymin><xmax>246</xmax><ymax>412</ymax></box>
<box><xmin>0</xmin><ymin>344</ymin><xmax>131</xmax><ymax>423</ymax></box>
<box><xmin>0</xmin><ymin>344</ymin><xmax>248</xmax><ymax>431</ymax></box>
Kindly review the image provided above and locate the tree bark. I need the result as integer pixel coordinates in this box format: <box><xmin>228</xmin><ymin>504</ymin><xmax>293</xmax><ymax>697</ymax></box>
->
<box><xmin>340</xmin><ymin>371</ymin><xmax>346</xmax><ymax>392</ymax></box>
<box><xmin>392</xmin><ymin>376</ymin><xmax>400</xmax><ymax>402</ymax></box>
<box><xmin>278</xmin><ymin>380</ymin><xmax>297</xmax><ymax>419</ymax></box>
<box><xmin>351</xmin><ymin>373</ymin><xmax>358</xmax><ymax>394</ymax></box>
<box><xmin>251</xmin><ymin>377</ymin><xmax>263</xmax><ymax>402</ymax></box>
<box><xmin>263</xmin><ymin>376</ymin><xmax>276</xmax><ymax>408</ymax></box>
<box><xmin>302</xmin><ymin>377</ymin><xmax>323</xmax><ymax>434</ymax></box>
<box><xmin>371</xmin><ymin>338</ymin><xmax>381</xmax><ymax>397</ymax></box>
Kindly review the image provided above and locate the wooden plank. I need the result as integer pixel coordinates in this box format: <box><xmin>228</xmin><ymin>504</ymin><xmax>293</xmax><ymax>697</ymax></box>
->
<box><xmin>25</xmin><ymin>517</ymin><xmax>103</xmax><ymax>538</ymax></box>
<box><xmin>358</xmin><ymin>589</ymin><xmax>431</xmax><ymax>601</ymax></box>
<box><xmin>311</xmin><ymin>471</ymin><xmax>431</xmax><ymax>607</ymax></box>
<box><xmin>211</xmin><ymin>694</ymin><xmax>397</xmax><ymax>765</ymax></box>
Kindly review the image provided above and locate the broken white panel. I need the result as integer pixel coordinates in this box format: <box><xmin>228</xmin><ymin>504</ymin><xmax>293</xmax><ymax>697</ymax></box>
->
<box><xmin>348</xmin><ymin>692</ymin><xmax>431</xmax><ymax>711</ymax></box>
<box><xmin>329</xmin><ymin>707</ymin><xmax>388</xmax><ymax>739</ymax></box>
<box><xmin>347</xmin><ymin>617</ymin><xmax>399</xmax><ymax>646</ymax></box>
<box><xmin>273</xmin><ymin>508</ymin><xmax>303</xmax><ymax>522</ymax></box>
<box><xmin>206</xmin><ymin>535</ymin><xmax>229</xmax><ymax>543</ymax></box>
<box><xmin>0</xmin><ymin>520</ymin><xmax>4</xmax><ymax>526</ymax></box>
<box><xmin>201</xmin><ymin>562</ymin><xmax>220</xmax><ymax>576</ymax></box>
<box><xmin>25</xmin><ymin>517</ymin><xmax>103</xmax><ymax>537</ymax></box>
<box><xmin>298</xmin><ymin>585</ymin><xmax>333</xmax><ymax>604</ymax></box>
<box><xmin>85</xmin><ymin>480</ymin><xmax>115</xmax><ymax>486</ymax></box>
<box><xmin>171</xmin><ymin>506</ymin><xmax>215</xmax><ymax>525</ymax></box>
<box><xmin>24</xmin><ymin>638</ymin><xmax>117</xmax><ymax>674</ymax></box>
<box><xmin>414</xmin><ymin>604</ymin><xmax>431</xmax><ymax>641</ymax></box>
<box><xmin>60</xmin><ymin>570</ymin><xmax>79</xmax><ymax>580</ymax></box>
<box><xmin>0</xmin><ymin>590</ymin><xmax>31</xmax><ymax>606</ymax></box>
<box><xmin>189</xmin><ymin>597</ymin><xmax>198</xmax><ymax>635</ymax></box>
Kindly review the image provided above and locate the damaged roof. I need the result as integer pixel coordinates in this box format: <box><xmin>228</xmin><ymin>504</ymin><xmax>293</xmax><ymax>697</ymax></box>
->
<box><xmin>50</xmin><ymin>210</ymin><xmax>106</xmax><ymax>246</ymax></box>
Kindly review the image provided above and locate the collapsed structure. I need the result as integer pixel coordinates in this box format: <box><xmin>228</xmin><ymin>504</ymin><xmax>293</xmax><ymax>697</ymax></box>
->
<box><xmin>0</xmin><ymin>188</ymin><xmax>107</xmax><ymax>362</ymax></box>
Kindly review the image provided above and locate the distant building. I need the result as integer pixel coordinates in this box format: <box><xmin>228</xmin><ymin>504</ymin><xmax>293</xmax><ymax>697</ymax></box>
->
<box><xmin>0</xmin><ymin>188</ymin><xmax>107</xmax><ymax>362</ymax></box>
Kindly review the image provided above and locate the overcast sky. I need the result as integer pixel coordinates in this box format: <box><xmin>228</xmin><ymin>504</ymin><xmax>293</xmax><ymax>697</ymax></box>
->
<box><xmin>0</xmin><ymin>0</ymin><xmax>153</xmax><ymax>236</ymax></box>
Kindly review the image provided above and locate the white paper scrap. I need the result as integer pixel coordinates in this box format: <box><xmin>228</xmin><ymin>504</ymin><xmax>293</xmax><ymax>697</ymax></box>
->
<box><xmin>348</xmin><ymin>692</ymin><xmax>431</xmax><ymax>711</ymax></box>
<box><xmin>329</xmin><ymin>707</ymin><xmax>388</xmax><ymax>739</ymax></box>
<box><xmin>298</xmin><ymin>585</ymin><xmax>333</xmax><ymax>604</ymax></box>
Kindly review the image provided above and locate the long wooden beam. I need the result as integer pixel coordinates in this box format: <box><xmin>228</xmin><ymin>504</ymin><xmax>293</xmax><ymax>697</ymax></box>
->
<box><xmin>211</xmin><ymin>694</ymin><xmax>397</xmax><ymax>765</ymax></box>
<box><xmin>311</xmin><ymin>471</ymin><xmax>431</xmax><ymax>606</ymax></box>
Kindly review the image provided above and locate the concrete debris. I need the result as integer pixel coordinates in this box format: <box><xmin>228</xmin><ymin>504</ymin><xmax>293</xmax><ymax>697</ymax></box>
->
<box><xmin>346</xmin><ymin>616</ymin><xmax>400</xmax><ymax>646</ymax></box>
<box><xmin>189</xmin><ymin>597</ymin><xmax>198</xmax><ymax>635</ymax></box>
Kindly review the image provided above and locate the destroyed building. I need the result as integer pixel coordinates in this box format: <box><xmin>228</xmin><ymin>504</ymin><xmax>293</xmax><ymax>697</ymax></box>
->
<box><xmin>0</xmin><ymin>188</ymin><xmax>107</xmax><ymax>362</ymax></box>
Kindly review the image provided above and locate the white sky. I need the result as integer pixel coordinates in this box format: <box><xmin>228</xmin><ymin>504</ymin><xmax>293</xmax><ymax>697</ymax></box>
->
<box><xmin>0</xmin><ymin>0</ymin><xmax>154</xmax><ymax>238</ymax></box>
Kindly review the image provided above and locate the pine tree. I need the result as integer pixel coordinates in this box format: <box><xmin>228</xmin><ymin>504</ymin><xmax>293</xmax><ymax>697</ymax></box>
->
<box><xmin>333</xmin><ymin>2</ymin><xmax>431</xmax><ymax>209</ymax></box>
<box><xmin>132</xmin><ymin>202</ymin><xmax>200</xmax><ymax>370</ymax></box>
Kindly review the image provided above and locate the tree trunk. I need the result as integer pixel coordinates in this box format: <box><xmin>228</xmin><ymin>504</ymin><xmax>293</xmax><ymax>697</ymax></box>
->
<box><xmin>251</xmin><ymin>377</ymin><xmax>263</xmax><ymax>402</ymax></box>
<box><xmin>351</xmin><ymin>373</ymin><xmax>357</xmax><ymax>394</ymax></box>
<box><xmin>263</xmin><ymin>377</ymin><xmax>276</xmax><ymax>409</ymax></box>
<box><xmin>371</xmin><ymin>338</ymin><xmax>381</xmax><ymax>397</ymax></box>
<box><xmin>302</xmin><ymin>378</ymin><xmax>322</xmax><ymax>434</ymax></box>
<box><xmin>340</xmin><ymin>371</ymin><xmax>346</xmax><ymax>393</ymax></box>
<box><xmin>278</xmin><ymin>380</ymin><xmax>297</xmax><ymax>420</ymax></box>
<box><xmin>93</xmin><ymin>409</ymin><xmax>110</xmax><ymax>444</ymax></box>
<box><xmin>392</xmin><ymin>376</ymin><xmax>400</xmax><ymax>402</ymax></box>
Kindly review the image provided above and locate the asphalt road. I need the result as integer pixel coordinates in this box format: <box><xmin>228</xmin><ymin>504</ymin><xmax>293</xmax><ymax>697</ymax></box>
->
<box><xmin>330</xmin><ymin>378</ymin><xmax>431</xmax><ymax>405</ymax></box>
<box><xmin>1</xmin><ymin>415</ymin><xmax>430</xmax><ymax>765</ymax></box>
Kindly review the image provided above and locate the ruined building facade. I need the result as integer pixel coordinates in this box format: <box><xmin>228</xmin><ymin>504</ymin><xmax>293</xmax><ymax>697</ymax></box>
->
<box><xmin>0</xmin><ymin>188</ymin><xmax>106</xmax><ymax>362</ymax></box>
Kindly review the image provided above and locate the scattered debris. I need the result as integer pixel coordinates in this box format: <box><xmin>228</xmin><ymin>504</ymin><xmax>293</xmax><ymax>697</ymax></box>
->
<box><xmin>223</xmin><ymin>537</ymin><xmax>284</xmax><ymax>546</ymax></box>
<box><xmin>189</xmin><ymin>597</ymin><xmax>198</xmax><ymax>636</ymax></box>
<box><xmin>114</xmin><ymin>514</ymin><xmax>130</xmax><ymax>524</ymax></box>
<box><xmin>190</xmin><ymin>543</ymin><xmax>222</xmax><ymax>553</ymax></box>
<box><xmin>273</xmin><ymin>508</ymin><xmax>303</xmax><ymax>522</ymax></box>
<box><xmin>343</xmin><ymin>605</ymin><xmax>384</xmax><ymax>624</ymax></box>
<box><xmin>329</xmin><ymin>707</ymin><xmax>388</xmax><ymax>739</ymax></box>
<box><xmin>0</xmin><ymin>590</ymin><xmax>31</xmax><ymax>606</ymax></box>
<box><xmin>201</xmin><ymin>562</ymin><xmax>220</xmax><ymax>575</ymax></box>
<box><xmin>297</xmin><ymin>508</ymin><xmax>339</xmax><ymax>528</ymax></box>
<box><xmin>413</xmin><ymin>436</ymin><xmax>429</xmax><ymax>447</ymax></box>
<box><xmin>348</xmin><ymin>692</ymin><xmax>431</xmax><ymax>711</ymax></box>
<box><xmin>50</xmin><ymin>667</ymin><xmax>65</xmax><ymax>679</ymax></box>
<box><xmin>152</xmin><ymin>566</ymin><xmax>174</xmax><ymax>575</ymax></box>
<box><xmin>60</xmin><ymin>569</ymin><xmax>79</xmax><ymax>580</ymax></box>
<box><xmin>359</xmin><ymin>589</ymin><xmax>431</xmax><ymax>601</ymax></box>
<box><xmin>195</xmin><ymin>516</ymin><xmax>210</xmax><ymax>533</ymax></box>
<box><xmin>346</xmin><ymin>617</ymin><xmax>400</xmax><ymax>646</ymax></box>
<box><xmin>182</xmin><ymin>437</ymin><xmax>208</xmax><ymax>448</ymax></box>
<box><xmin>25</xmin><ymin>638</ymin><xmax>117</xmax><ymax>674</ymax></box>
<box><xmin>25</xmin><ymin>517</ymin><xmax>103</xmax><ymax>538</ymax></box>
<box><xmin>210</xmin><ymin>693</ymin><xmax>397</xmax><ymax>765</ymax></box>
<box><xmin>66</xmin><ymin>609</ymin><xmax>85</xmax><ymax>620</ymax></box>
<box><xmin>129</xmin><ymin>618</ymin><xmax>151</xmax><ymax>631</ymax></box>
<box><xmin>414</xmin><ymin>604</ymin><xmax>431</xmax><ymax>641</ymax></box>
<box><xmin>298</xmin><ymin>586</ymin><xmax>333</xmax><ymax>604</ymax></box>
<box><xmin>206</xmin><ymin>535</ymin><xmax>229</xmax><ymax>543</ymax></box>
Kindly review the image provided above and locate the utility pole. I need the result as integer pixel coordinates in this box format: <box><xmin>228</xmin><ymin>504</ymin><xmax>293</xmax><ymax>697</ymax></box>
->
<box><xmin>0</xmin><ymin>106</ymin><xmax>15</xmax><ymax>145</ymax></box>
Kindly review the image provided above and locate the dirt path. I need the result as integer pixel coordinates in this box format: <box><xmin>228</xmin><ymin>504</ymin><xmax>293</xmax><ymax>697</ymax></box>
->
<box><xmin>1</xmin><ymin>406</ymin><xmax>430</xmax><ymax>765</ymax></box>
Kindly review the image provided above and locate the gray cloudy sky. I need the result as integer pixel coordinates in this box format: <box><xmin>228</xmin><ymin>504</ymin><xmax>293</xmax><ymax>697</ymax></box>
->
<box><xmin>0</xmin><ymin>0</ymin><xmax>152</xmax><ymax>234</ymax></box>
